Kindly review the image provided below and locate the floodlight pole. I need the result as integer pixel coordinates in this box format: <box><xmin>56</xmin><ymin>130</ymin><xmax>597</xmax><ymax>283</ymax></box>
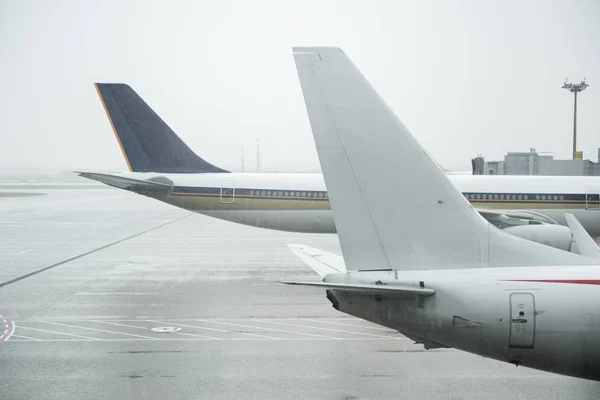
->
<box><xmin>562</xmin><ymin>79</ymin><xmax>589</xmax><ymax>159</ymax></box>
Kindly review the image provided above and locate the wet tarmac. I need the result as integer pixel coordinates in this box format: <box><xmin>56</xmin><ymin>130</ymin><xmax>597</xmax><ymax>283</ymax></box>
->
<box><xmin>1</xmin><ymin>187</ymin><xmax>599</xmax><ymax>399</ymax></box>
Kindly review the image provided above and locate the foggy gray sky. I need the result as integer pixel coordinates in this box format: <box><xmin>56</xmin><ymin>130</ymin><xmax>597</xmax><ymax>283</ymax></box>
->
<box><xmin>1</xmin><ymin>0</ymin><xmax>599</xmax><ymax>173</ymax></box>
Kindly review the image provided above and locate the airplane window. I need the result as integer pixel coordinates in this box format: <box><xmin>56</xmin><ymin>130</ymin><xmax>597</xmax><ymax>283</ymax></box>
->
<box><xmin>541</xmin><ymin>195</ymin><xmax>546</xmax><ymax>200</ymax></box>
<box><xmin>267</xmin><ymin>191</ymin><xmax>271</xmax><ymax>196</ymax></box>
<box><xmin>511</xmin><ymin>195</ymin><xmax>516</xmax><ymax>200</ymax></box>
<box><xmin>307</xmin><ymin>192</ymin><xmax>312</xmax><ymax>197</ymax></box>
<box><xmin>553</xmin><ymin>196</ymin><xmax>558</xmax><ymax>201</ymax></box>
<box><xmin>291</xmin><ymin>192</ymin><xmax>295</xmax><ymax>196</ymax></box>
<box><xmin>524</xmin><ymin>195</ymin><xmax>528</xmax><ymax>200</ymax></box>
<box><xmin>250</xmin><ymin>190</ymin><xmax>254</xmax><ymax>196</ymax></box>
<box><xmin>494</xmin><ymin>194</ymin><xmax>498</xmax><ymax>200</ymax></box>
<box><xmin>302</xmin><ymin>192</ymin><xmax>306</xmax><ymax>197</ymax></box>
<box><xmin>500</xmin><ymin>195</ymin><xmax>504</xmax><ymax>200</ymax></box>
<box><xmin>482</xmin><ymin>194</ymin><xmax>487</xmax><ymax>200</ymax></box>
<box><xmin>261</xmin><ymin>191</ymin><xmax>266</xmax><ymax>196</ymax></box>
<box><xmin>518</xmin><ymin>195</ymin><xmax>522</xmax><ymax>200</ymax></box>
<box><xmin>536</xmin><ymin>195</ymin><xmax>540</xmax><ymax>200</ymax></box>
<box><xmin>559</xmin><ymin>195</ymin><xmax>564</xmax><ymax>200</ymax></box>
<box><xmin>476</xmin><ymin>194</ymin><xmax>481</xmax><ymax>199</ymax></box>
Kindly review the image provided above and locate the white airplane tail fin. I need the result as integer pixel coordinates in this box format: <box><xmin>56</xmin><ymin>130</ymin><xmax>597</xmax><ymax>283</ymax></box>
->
<box><xmin>293</xmin><ymin>47</ymin><xmax>594</xmax><ymax>271</ymax></box>
<box><xmin>565</xmin><ymin>213</ymin><xmax>600</xmax><ymax>260</ymax></box>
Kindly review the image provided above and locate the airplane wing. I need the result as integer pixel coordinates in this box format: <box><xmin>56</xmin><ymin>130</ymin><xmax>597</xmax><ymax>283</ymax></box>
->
<box><xmin>77</xmin><ymin>172</ymin><xmax>173</xmax><ymax>197</ymax></box>
<box><xmin>565</xmin><ymin>213</ymin><xmax>600</xmax><ymax>260</ymax></box>
<box><xmin>279</xmin><ymin>281</ymin><xmax>435</xmax><ymax>300</ymax></box>
<box><xmin>286</xmin><ymin>244</ymin><xmax>346</xmax><ymax>277</ymax></box>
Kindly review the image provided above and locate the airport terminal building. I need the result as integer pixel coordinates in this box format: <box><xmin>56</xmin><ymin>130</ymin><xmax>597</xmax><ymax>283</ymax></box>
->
<box><xmin>472</xmin><ymin>149</ymin><xmax>600</xmax><ymax>176</ymax></box>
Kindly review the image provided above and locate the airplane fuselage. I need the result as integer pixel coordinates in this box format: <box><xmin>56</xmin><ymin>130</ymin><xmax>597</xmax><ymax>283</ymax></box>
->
<box><xmin>325</xmin><ymin>266</ymin><xmax>600</xmax><ymax>381</ymax></box>
<box><xmin>113</xmin><ymin>172</ymin><xmax>600</xmax><ymax>237</ymax></box>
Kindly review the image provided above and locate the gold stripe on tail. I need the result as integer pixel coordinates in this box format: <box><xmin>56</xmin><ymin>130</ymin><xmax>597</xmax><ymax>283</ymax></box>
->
<box><xmin>94</xmin><ymin>83</ymin><xmax>133</xmax><ymax>172</ymax></box>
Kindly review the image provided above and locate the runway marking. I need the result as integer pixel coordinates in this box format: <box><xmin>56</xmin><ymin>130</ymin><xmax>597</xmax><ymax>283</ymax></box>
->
<box><xmin>19</xmin><ymin>326</ymin><xmax>102</xmax><ymax>340</ymax></box>
<box><xmin>193</xmin><ymin>319</ymin><xmax>337</xmax><ymax>339</ymax></box>
<box><xmin>0</xmin><ymin>213</ymin><xmax>192</xmax><ymax>288</ymax></box>
<box><xmin>148</xmin><ymin>320</ymin><xmax>275</xmax><ymax>339</ymax></box>
<box><xmin>96</xmin><ymin>320</ymin><xmax>220</xmax><ymax>340</ymax></box>
<box><xmin>299</xmin><ymin>318</ymin><xmax>398</xmax><ymax>332</ymax></box>
<box><xmin>18</xmin><ymin>249</ymin><xmax>32</xmax><ymax>254</ymax></box>
<box><xmin>6</xmin><ymin>337</ymin><xmax>401</xmax><ymax>343</ymax></box>
<box><xmin>12</xmin><ymin>316</ymin><xmax>134</xmax><ymax>321</ymax></box>
<box><xmin>11</xmin><ymin>335</ymin><xmax>41</xmax><ymax>341</ymax></box>
<box><xmin>39</xmin><ymin>321</ymin><xmax>161</xmax><ymax>340</ymax></box>
<box><xmin>75</xmin><ymin>292</ymin><xmax>161</xmax><ymax>296</ymax></box>
<box><xmin>6</xmin><ymin>318</ymin><xmax>402</xmax><ymax>342</ymax></box>
<box><xmin>250</xmin><ymin>319</ymin><xmax>402</xmax><ymax>339</ymax></box>
<box><xmin>0</xmin><ymin>314</ymin><xmax>15</xmax><ymax>342</ymax></box>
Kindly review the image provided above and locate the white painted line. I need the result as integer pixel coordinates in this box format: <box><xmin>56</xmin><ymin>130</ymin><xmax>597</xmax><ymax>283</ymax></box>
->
<box><xmin>19</xmin><ymin>326</ymin><xmax>102</xmax><ymax>340</ymax></box>
<box><xmin>13</xmin><ymin>316</ymin><xmax>134</xmax><ymax>321</ymax></box>
<box><xmin>5</xmin><ymin>321</ymin><xmax>15</xmax><ymax>341</ymax></box>
<box><xmin>39</xmin><ymin>321</ymin><xmax>162</xmax><ymax>340</ymax></box>
<box><xmin>256</xmin><ymin>319</ymin><xmax>404</xmax><ymax>339</ymax></box>
<box><xmin>104</xmin><ymin>320</ymin><xmax>220</xmax><ymax>340</ymax></box>
<box><xmin>5</xmin><ymin>337</ymin><xmax>400</xmax><ymax>343</ymax></box>
<box><xmin>75</xmin><ymin>293</ymin><xmax>161</xmax><ymax>296</ymax></box>
<box><xmin>92</xmin><ymin>320</ymin><xmax>154</xmax><ymax>330</ymax></box>
<box><xmin>18</xmin><ymin>249</ymin><xmax>32</xmax><ymax>254</ymax></box>
<box><xmin>193</xmin><ymin>319</ymin><xmax>335</xmax><ymax>339</ymax></box>
<box><xmin>11</xmin><ymin>335</ymin><xmax>41</xmax><ymax>341</ymax></box>
<box><xmin>302</xmin><ymin>318</ymin><xmax>396</xmax><ymax>332</ymax></box>
<box><xmin>148</xmin><ymin>320</ymin><xmax>273</xmax><ymax>339</ymax></box>
<box><xmin>7</xmin><ymin>339</ymin><xmax>90</xmax><ymax>342</ymax></box>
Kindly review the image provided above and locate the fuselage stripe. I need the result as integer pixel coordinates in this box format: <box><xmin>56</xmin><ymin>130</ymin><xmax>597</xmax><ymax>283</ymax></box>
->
<box><xmin>167</xmin><ymin>186</ymin><xmax>598</xmax><ymax>206</ymax></box>
<box><xmin>503</xmin><ymin>279</ymin><xmax>600</xmax><ymax>285</ymax></box>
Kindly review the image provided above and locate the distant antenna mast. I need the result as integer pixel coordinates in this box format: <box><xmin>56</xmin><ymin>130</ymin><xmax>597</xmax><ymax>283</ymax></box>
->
<box><xmin>241</xmin><ymin>148</ymin><xmax>245</xmax><ymax>172</ymax></box>
<box><xmin>256</xmin><ymin>138</ymin><xmax>261</xmax><ymax>172</ymax></box>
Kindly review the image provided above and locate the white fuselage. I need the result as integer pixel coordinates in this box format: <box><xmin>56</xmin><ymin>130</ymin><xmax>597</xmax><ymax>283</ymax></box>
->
<box><xmin>115</xmin><ymin>172</ymin><xmax>600</xmax><ymax>237</ymax></box>
<box><xmin>325</xmin><ymin>265</ymin><xmax>600</xmax><ymax>381</ymax></box>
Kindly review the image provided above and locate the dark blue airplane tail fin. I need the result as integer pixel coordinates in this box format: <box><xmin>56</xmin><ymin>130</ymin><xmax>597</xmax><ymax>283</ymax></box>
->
<box><xmin>94</xmin><ymin>83</ymin><xmax>229</xmax><ymax>173</ymax></box>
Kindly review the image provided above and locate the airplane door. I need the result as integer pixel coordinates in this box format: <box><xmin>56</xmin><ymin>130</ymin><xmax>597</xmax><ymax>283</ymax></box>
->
<box><xmin>585</xmin><ymin>187</ymin><xmax>600</xmax><ymax>210</ymax></box>
<box><xmin>220</xmin><ymin>179</ymin><xmax>235</xmax><ymax>204</ymax></box>
<box><xmin>508</xmin><ymin>293</ymin><xmax>535</xmax><ymax>349</ymax></box>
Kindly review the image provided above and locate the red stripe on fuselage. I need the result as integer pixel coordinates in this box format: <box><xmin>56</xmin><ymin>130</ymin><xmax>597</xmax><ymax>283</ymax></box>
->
<box><xmin>503</xmin><ymin>280</ymin><xmax>600</xmax><ymax>285</ymax></box>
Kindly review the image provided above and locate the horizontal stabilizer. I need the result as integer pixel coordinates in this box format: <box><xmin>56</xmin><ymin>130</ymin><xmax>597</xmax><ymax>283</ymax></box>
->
<box><xmin>287</xmin><ymin>244</ymin><xmax>346</xmax><ymax>277</ymax></box>
<box><xmin>565</xmin><ymin>213</ymin><xmax>600</xmax><ymax>260</ymax></box>
<box><xmin>77</xmin><ymin>172</ymin><xmax>173</xmax><ymax>197</ymax></box>
<box><xmin>279</xmin><ymin>281</ymin><xmax>435</xmax><ymax>300</ymax></box>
